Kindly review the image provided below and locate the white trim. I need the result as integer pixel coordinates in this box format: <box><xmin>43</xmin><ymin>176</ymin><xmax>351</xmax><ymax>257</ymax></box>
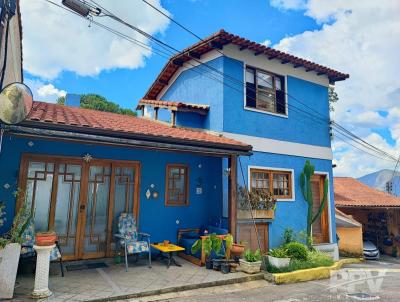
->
<box><xmin>223</xmin><ymin>132</ymin><xmax>333</xmax><ymax>160</ymax></box>
<box><xmin>314</xmin><ymin>171</ymin><xmax>333</xmax><ymax>244</ymax></box>
<box><xmin>242</xmin><ymin>63</ymin><xmax>289</xmax><ymax>118</ymax></box>
<box><xmin>157</xmin><ymin>50</ymin><xmax>223</xmax><ymax>100</ymax></box>
<box><xmin>247</xmin><ymin>165</ymin><xmax>295</xmax><ymax>201</ymax></box>
<box><xmin>223</xmin><ymin>44</ymin><xmax>330</xmax><ymax>87</ymax></box>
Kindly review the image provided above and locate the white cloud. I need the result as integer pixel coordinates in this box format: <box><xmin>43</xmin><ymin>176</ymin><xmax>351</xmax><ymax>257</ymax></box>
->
<box><xmin>37</xmin><ymin>84</ymin><xmax>66</xmax><ymax>98</ymax></box>
<box><xmin>24</xmin><ymin>78</ymin><xmax>66</xmax><ymax>103</ymax></box>
<box><xmin>20</xmin><ymin>0</ymin><xmax>170</xmax><ymax>79</ymax></box>
<box><xmin>261</xmin><ymin>39</ymin><xmax>272</xmax><ymax>47</ymax></box>
<box><xmin>270</xmin><ymin>0</ymin><xmax>400</xmax><ymax>177</ymax></box>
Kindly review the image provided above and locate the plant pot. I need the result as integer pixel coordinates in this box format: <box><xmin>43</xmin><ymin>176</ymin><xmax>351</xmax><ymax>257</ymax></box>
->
<box><xmin>239</xmin><ymin>259</ymin><xmax>262</xmax><ymax>274</ymax></box>
<box><xmin>213</xmin><ymin>259</ymin><xmax>222</xmax><ymax>271</ymax></box>
<box><xmin>231</xmin><ymin>244</ymin><xmax>245</xmax><ymax>258</ymax></box>
<box><xmin>35</xmin><ymin>232</ymin><xmax>57</xmax><ymax>246</ymax></box>
<box><xmin>221</xmin><ymin>262</ymin><xmax>230</xmax><ymax>274</ymax></box>
<box><xmin>0</xmin><ymin>243</ymin><xmax>21</xmax><ymax>299</ymax></box>
<box><xmin>268</xmin><ymin>255</ymin><xmax>291</xmax><ymax>268</ymax></box>
<box><xmin>237</xmin><ymin>209</ymin><xmax>275</xmax><ymax>220</ymax></box>
<box><xmin>205</xmin><ymin>258</ymin><xmax>213</xmax><ymax>269</ymax></box>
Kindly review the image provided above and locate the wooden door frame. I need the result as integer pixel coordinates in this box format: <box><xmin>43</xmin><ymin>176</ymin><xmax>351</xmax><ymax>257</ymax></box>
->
<box><xmin>17</xmin><ymin>153</ymin><xmax>141</xmax><ymax>260</ymax></box>
<box><xmin>311</xmin><ymin>172</ymin><xmax>332</xmax><ymax>244</ymax></box>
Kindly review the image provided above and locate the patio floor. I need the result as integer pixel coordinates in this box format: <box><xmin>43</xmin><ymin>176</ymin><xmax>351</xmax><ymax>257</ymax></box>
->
<box><xmin>13</xmin><ymin>257</ymin><xmax>261</xmax><ymax>302</ymax></box>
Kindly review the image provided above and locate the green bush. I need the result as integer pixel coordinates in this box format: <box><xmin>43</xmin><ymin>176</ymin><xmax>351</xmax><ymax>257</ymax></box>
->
<box><xmin>285</xmin><ymin>242</ymin><xmax>308</xmax><ymax>261</ymax></box>
<box><xmin>268</xmin><ymin>247</ymin><xmax>288</xmax><ymax>258</ymax></box>
<box><xmin>244</xmin><ymin>249</ymin><xmax>262</xmax><ymax>262</ymax></box>
<box><xmin>283</xmin><ymin>228</ymin><xmax>294</xmax><ymax>245</ymax></box>
<box><xmin>266</xmin><ymin>250</ymin><xmax>334</xmax><ymax>273</ymax></box>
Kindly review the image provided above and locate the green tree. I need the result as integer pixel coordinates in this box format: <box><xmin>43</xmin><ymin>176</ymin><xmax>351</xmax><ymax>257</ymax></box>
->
<box><xmin>57</xmin><ymin>94</ymin><xmax>136</xmax><ymax>116</ymax></box>
<box><xmin>328</xmin><ymin>85</ymin><xmax>339</xmax><ymax>112</ymax></box>
<box><xmin>57</xmin><ymin>96</ymin><xmax>66</xmax><ymax>105</ymax></box>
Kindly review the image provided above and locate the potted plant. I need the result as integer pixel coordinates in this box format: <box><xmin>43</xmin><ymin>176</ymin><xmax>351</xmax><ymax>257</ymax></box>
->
<box><xmin>237</xmin><ymin>187</ymin><xmax>277</xmax><ymax>219</ymax></box>
<box><xmin>231</xmin><ymin>240</ymin><xmax>246</xmax><ymax>259</ymax></box>
<box><xmin>191</xmin><ymin>233</ymin><xmax>222</xmax><ymax>269</ymax></box>
<box><xmin>220</xmin><ymin>234</ymin><xmax>233</xmax><ymax>274</ymax></box>
<box><xmin>239</xmin><ymin>249</ymin><xmax>262</xmax><ymax>274</ymax></box>
<box><xmin>35</xmin><ymin>230</ymin><xmax>57</xmax><ymax>246</ymax></box>
<box><xmin>268</xmin><ymin>247</ymin><xmax>291</xmax><ymax>268</ymax></box>
<box><xmin>0</xmin><ymin>191</ymin><xmax>32</xmax><ymax>299</ymax></box>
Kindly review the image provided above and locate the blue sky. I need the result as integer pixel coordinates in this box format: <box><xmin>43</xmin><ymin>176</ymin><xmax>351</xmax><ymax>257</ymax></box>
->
<box><xmin>23</xmin><ymin>0</ymin><xmax>321</xmax><ymax>109</ymax></box>
<box><xmin>20</xmin><ymin>0</ymin><xmax>400</xmax><ymax>177</ymax></box>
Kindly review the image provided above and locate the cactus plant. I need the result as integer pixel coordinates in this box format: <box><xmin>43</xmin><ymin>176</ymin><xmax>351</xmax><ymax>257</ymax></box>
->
<box><xmin>300</xmin><ymin>160</ymin><xmax>328</xmax><ymax>248</ymax></box>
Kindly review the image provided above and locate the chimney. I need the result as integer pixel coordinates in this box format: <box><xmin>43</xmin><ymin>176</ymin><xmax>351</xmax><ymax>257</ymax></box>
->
<box><xmin>65</xmin><ymin>94</ymin><xmax>81</xmax><ymax>107</ymax></box>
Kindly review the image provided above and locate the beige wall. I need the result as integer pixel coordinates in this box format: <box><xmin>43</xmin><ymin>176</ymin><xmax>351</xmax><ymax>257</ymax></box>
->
<box><xmin>337</xmin><ymin>226</ymin><xmax>363</xmax><ymax>256</ymax></box>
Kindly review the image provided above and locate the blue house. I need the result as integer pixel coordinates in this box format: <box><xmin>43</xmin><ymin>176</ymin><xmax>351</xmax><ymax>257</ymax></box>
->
<box><xmin>138</xmin><ymin>30</ymin><xmax>349</xmax><ymax>259</ymax></box>
<box><xmin>0</xmin><ymin>30</ymin><xmax>348</xmax><ymax>262</ymax></box>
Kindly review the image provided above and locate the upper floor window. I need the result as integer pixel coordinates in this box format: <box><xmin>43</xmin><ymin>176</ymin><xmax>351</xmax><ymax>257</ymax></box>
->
<box><xmin>250</xmin><ymin>168</ymin><xmax>292</xmax><ymax>199</ymax></box>
<box><xmin>165</xmin><ymin>164</ymin><xmax>189</xmax><ymax>206</ymax></box>
<box><xmin>245</xmin><ymin>66</ymin><xmax>286</xmax><ymax>115</ymax></box>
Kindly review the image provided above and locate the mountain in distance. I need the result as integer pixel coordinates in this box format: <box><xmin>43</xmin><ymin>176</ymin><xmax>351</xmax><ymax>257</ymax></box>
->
<box><xmin>358</xmin><ymin>169</ymin><xmax>400</xmax><ymax>194</ymax></box>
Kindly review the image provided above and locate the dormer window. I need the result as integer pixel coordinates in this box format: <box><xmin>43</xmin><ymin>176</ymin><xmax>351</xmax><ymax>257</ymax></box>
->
<box><xmin>245</xmin><ymin>66</ymin><xmax>286</xmax><ymax>115</ymax></box>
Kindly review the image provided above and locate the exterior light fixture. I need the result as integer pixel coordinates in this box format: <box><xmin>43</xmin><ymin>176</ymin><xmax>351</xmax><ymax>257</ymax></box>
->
<box><xmin>62</xmin><ymin>0</ymin><xmax>101</xmax><ymax>17</ymax></box>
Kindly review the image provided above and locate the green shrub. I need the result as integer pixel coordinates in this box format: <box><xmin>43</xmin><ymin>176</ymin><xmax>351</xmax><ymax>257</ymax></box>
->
<box><xmin>266</xmin><ymin>250</ymin><xmax>334</xmax><ymax>273</ymax></box>
<box><xmin>268</xmin><ymin>247</ymin><xmax>288</xmax><ymax>258</ymax></box>
<box><xmin>244</xmin><ymin>249</ymin><xmax>262</xmax><ymax>262</ymax></box>
<box><xmin>283</xmin><ymin>228</ymin><xmax>294</xmax><ymax>244</ymax></box>
<box><xmin>285</xmin><ymin>242</ymin><xmax>308</xmax><ymax>261</ymax></box>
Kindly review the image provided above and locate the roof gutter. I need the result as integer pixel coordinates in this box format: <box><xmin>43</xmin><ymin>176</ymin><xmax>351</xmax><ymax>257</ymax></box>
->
<box><xmin>4</xmin><ymin>124</ymin><xmax>252</xmax><ymax>156</ymax></box>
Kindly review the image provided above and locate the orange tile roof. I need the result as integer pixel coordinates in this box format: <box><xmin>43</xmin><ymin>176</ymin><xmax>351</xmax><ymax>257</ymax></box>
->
<box><xmin>334</xmin><ymin>177</ymin><xmax>400</xmax><ymax>207</ymax></box>
<box><xmin>136</xmin><ymin>99</ymin><xmax>209</xmax><ymax>112</ymax></box>
<box><xmin>23</xmin><ymin>101</ymin><xmax>251</xmax><ymax>152</ymax></box>
<box><xmin>145</xmin><ymin>29</ymin><xmax>349</xmax><ymax>99</ymax></box>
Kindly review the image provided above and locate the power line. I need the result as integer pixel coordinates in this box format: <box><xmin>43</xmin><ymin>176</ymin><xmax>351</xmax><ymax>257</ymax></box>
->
<box><xmin>48</xmin><ymin>0</ymin><xmax>396</xmax><ymax>164</ymax></box>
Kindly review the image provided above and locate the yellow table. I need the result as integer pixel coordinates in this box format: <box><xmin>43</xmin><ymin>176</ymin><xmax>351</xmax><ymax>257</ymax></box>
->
<box><xmin>151</xmin><ymin>243</ymin><xmax>185</xmax><ymax>268</ymax></box>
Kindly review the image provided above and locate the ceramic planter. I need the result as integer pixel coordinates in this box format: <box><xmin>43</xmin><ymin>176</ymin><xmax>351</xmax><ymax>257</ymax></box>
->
<box><xmin>213</xmin><ymin>259</ymin><xmax>222</xmax><ymax>271</ymax></box>
<box><xmin>0</xmin><ymin>243</ymin><xmax>21</xmax><ymax>299</ymax></box>
<box><xmin>35</xmin><ymin>232</ymin><xmax>57</xmax><ymax>246</ymax></box>
<box><xmin>231</xmin><ymin>243</ymin><xmax>245</xmax><ymax>258</ymax></box>
<box><xmin>268</xmin><ymin>255</ymin><xmax>291</xmax><ymax>268</ymax></box>
<box><xmin>239</xmin><ymin>259</ymin><xmax>262</xmax><ymax>274</ymax></box>
<box><xmin>237</xmin><ymin>209</ymin><xmax>275</xmax><ymax>220</ymax></box>
<box><xmin>205</xmin><ymin>259</ymin><xmax>213</xmax><ymax>269</ymax></box>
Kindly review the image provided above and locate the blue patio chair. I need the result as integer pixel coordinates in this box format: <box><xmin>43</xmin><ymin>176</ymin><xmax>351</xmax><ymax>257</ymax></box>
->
<box><xmin>114</xmin><ymin>213</ymin><xmax>151</xmax><ymax>272</ymax></box>
<box><xmin>20</xmin><ymin>218</ymin><xmax>64</xmax><ymax>277</ymax></box>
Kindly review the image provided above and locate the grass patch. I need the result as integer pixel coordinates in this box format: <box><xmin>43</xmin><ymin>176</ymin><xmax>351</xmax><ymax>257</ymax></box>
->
<box><xmin>266</xmin><ymin>250</ymin><xmax>334</xmax><ymax>273</ymax></box>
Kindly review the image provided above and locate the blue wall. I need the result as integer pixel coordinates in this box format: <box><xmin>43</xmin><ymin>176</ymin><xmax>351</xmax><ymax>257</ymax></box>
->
<box><xmin>160</xmin><ymin>57</ymin><xmax>224</xmax><ymax>131</ymax></box>
<box><xmin>223</xmin><ymin>57</ymin><xmax>331</xmax><ymax>147</ymax></box>
<box><xmin>237</xmin><ymin>152</ymin><xmax>336</xmax><ymax>248</ymax></box>
<box><xmin>0</xmin><ymin>134</ymin><xmax>223</xmax><ymax>243</ymax></box>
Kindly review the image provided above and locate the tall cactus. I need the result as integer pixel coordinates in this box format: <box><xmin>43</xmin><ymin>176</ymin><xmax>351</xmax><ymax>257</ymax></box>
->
<box><xmin>300</xmin><ymin>160</ymin><xmax>328</xmax><ymax>248</ymax></box>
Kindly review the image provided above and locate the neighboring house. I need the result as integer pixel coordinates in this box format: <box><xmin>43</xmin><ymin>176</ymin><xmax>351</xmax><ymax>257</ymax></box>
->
<box><xmin>335</xmin><ymin>177</ymin><xmax>400</xmax><ymax>254</ymax></box>
<box><xmin>138</xmin><ymin>29</ymin><xmax>349</xmax><ymax>257</ymax></box>
<box><xmin>0</xmin><ymin>0</ymin><xmax>22</xmax><ymax>90</ymax></box>
<box><xmin>335</xmin><ymin>208</ymin><xmax>363</xmax><ymax>257</ymax></box>
<box><xmin>0</xmin><ymin>29</ymin><xmax>348</xmax><ymax>261</ymax></box>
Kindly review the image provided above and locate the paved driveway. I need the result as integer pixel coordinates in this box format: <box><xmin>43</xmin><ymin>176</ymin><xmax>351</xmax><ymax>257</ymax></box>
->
<box><xmin>128</xmin><ymin>259</ymin><xmax>400</xmax><ymax>302</ymax></box>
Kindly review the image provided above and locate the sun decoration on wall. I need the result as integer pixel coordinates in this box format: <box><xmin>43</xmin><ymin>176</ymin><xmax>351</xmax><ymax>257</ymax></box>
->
<box><xmin>83</xmin><ymin>153</ymin><xmax>93</xmax><ymax>163</ymax></box>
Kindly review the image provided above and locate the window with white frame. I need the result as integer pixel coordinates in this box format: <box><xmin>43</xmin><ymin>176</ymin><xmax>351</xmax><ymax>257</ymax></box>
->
<box><xmin>250</xmin><ymin>168</ymin><xmax>292</xmax><ymax>199</ymax></box>
<box><xmin>245</xmin><ymin>66</ymin><xmax>286</xmax><ymax>115</ymax></box>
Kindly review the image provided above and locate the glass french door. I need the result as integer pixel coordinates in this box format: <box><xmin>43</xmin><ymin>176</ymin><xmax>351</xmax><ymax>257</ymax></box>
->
<box><xmin>19</xmin><ymin>155</ymin><xmax>140</xmax><ymax>260</ymax></box>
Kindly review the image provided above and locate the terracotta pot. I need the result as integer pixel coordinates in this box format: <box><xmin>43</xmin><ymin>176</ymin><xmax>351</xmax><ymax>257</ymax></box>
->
<box><xmin>231</xmin><ymin>243</ymin><xmax>245</xmax><ymax>257</ymax></box>
<box><xmin>35</xmin><ymin>232</ymin><xmax>57</xmax><ymax>246</ymax></box>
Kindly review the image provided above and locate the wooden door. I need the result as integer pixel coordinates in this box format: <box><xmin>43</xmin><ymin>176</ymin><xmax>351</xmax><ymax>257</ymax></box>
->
<box><xmin>311</xmin><ymin>175</ymin><xmax>330</xmax><ymax>244</ymax></box>
<box><xmin>237</xmin><ymin>222</ymin><xmax>269</xmax><ymax>253</ymax></box>
<box><xmin>19</xmin><ymin>154</ymin><xmax>140</xmax><ymax>260</ymax></box>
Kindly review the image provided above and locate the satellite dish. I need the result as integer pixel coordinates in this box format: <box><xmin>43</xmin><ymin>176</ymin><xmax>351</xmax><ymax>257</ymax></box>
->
<box><xmin>0</xmin><ymin>82</ymin><xmax>33</xmax><ymax>125</ymax></box>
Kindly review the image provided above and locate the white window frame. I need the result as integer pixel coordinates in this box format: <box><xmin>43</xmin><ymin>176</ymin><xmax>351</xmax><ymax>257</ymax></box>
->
<box><xmin>243</xmin><ymin>64</ymin><xmax>289</xmax><ymax>119</ymax></box>
<box><xmin>247</xmin><ymin>165</ymin><xmax>295</xmax><ymax>201</ymax></box>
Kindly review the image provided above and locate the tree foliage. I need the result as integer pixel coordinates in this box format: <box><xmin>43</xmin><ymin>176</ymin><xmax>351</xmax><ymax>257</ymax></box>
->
<box><xmin>57</xmin><ymin>94</ymin><xmax>136</xmax><ymax>116</ymax></box>
<box><xmin>328</xmin><ymin>85</ymin><xmax>339</xmax><ymax>112</ymax></box>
